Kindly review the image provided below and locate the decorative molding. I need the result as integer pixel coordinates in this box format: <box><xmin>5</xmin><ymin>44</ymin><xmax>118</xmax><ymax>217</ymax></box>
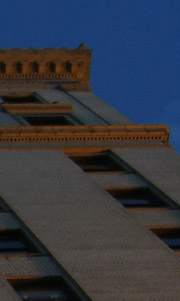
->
<box><xmin>0</xmin><ymin>73</ymin><xmax>76</xmax><ymax>80</ymax></box>
<box><xmin>0</xmin><ymin>125</ymin><xmax>169</xmax><ymax>145</ymax></box>
<box><xmin>0</xmin><ymin>48</ymin><xmax>92</xmax><ymax>91</ymax></box>
<box><xmin>2</xmin><ymin>103</ymin><xmax>73</xmax><ymax>114</ymax></box>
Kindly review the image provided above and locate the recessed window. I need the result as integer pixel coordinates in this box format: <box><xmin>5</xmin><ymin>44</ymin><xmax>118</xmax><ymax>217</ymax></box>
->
<box><xmin>106</xmin><ymin>188</ymin><xmax>169</xmax><ymax>209</ymax></box>
<box><xmin>8</xmin><ymin>277</ymin><xmax>78</xmax><ymax>300</ymax></box>
<box><xmin>69</xmin><ymin>153</ymin><xmax>126</xmax><ymax>172</ymax></box>
<box><xmin>1</xmin><ymin>95</ymin><xmax>42</xmax><ymax>104</ymax></box>
<box><xmin>0</xmin><ymin>230</ymin><xmax>38</xmax><ymax>255</ymax></box>
<box><xmin>0</xmin><ymin>62</ymin><xmax>6</xmax><ymax>73</ymax></box>
<box><xmin>149</xmin><ymin>227</ymin><xmax>180</xmax><ymax>252</ymax></box>
<box><xmin>22</xmin><ymin>115</ymin><xmax>74</xmax><ymax>126</ymax></box>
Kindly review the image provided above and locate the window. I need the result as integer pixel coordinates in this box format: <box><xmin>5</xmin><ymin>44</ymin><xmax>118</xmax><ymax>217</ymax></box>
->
<box><xmin>0</xmin><ymin>62</ymin><xmax>5</xmax><ymax>73</ymax></box>
<box><xmin>149</xmin><ymin>227</ymin><xmax>180</xmax><ymax>253</ymax></box>
<box><xmin>0</xmin><ymin>230</ymin><xmax>38</xmax><ymax>255</ymax></box>
<box><xmin>1</xmin><ymin>95</ymin><xmax>42</xmax><ymax>104</ymax></box>
<box><xmin>69</xmin><ymin>152</ymin><xmax>126</xmax><ymax>173</ymax></box>
<box><xmin>106</xmin><ymin>188</ymin><xmax>169</xmax><ymax>209</ymax></box>
<box><xmin>8</xmin><ymin>277</ymin><xmax>79</xmax><ymax>301</ymax></box>
<box><xmin>16</xmin><ymin>62</ymin><xmax>23</xmax><ymax>73</ymax></box>
<box><xmin>22</xmin><ymin>115</ymin><xmax>74</xmax><ymax>126</ymax></box>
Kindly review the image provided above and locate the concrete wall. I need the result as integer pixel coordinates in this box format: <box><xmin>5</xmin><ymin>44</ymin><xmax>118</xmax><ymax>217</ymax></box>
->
<box><xmin>36</xmin><ymin>89</ymin><xmax>134</xmax><ymax>125</ymax></box>
<box><xmin>0</xmin><ymin>87</ymin><xmax>180</xmax><ymax>300</ymax></box>
<box><xmin>113</xmin><ymin>148</ymin><xmax>180</xmax><ymax>206</ymax></box>
<box><xmin>36</xmin><ymin>89</ymin><xmax>108</xmax><ymax>125</ymax></box>
<box><xmin>0</xmin><ymin>112</ymin><xmax>21</xmax><ymax>126</ymax></box>
<box><xmin>69</xmin><ymin>91</ymin><xmax>134</xmax><ymax>125</ymax></box>
<box><xmin>0</xmin><ymin>150</ymin><xmax>180</xmax><ymax>300</ymax></box>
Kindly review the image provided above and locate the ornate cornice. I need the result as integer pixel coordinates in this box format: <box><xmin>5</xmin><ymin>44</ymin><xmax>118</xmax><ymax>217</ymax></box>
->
<box><xmin>0</xmin><ymin>47</ymin><xmax>92</xmax><ymax>91</ymax></box>
<box><xmin>0</xmin><ymin>125</ymin><xmax>169</xmax><ymax>145</ymax></box>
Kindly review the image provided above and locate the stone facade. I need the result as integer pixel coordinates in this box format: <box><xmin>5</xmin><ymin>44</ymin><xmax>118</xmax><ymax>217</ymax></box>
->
<box><xmin>0</xmin><ymin>47</ymin><xmax>179</xmax><ymax>300</ymax></box>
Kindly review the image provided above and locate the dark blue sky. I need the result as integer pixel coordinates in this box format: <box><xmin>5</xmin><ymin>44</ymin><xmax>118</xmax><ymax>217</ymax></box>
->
<box><xmin>0</xmin><ymin>0</ymin><xmax>179</xmax><ymax>153</ymax></box>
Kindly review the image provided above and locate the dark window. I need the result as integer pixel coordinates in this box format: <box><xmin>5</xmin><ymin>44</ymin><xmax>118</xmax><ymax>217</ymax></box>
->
<box><xmin>150</xmin><ymin>227</ymin><xmax>180</xmax><ymax>252</ymax></box>
<box><xmin>106</xmin><ymin>188</ymin><xmax>169</xmax><ymax>209</ymax></box>
<box><xmin>66</xmin><ymin>61</ymin><xmax>72</xmax><ymax>72</ymax></box>
<box><xmin>22</xmin><ymin>115</ymin><xmax>73</xmax><ymax>126</ymax></box>
<box><xmin>16</xmin><ymin>62</ymin><xmax>22</xmax><ymax>73</ymax></box>
<box><xmin>69</xmin><ymin>153</ymin><xmax>126</xmax><ymax>172</ymax></box>
<box><xmin>49</xmin><ymin>61</ymin><xmax>56</xmax><ymax>72</ymax></box>
<box><xmin>33</xmin><ymin>62</ymin><xmax>39</xmax><ymax>73</ymax></box>
<box><xmin>1</xmin><ymin>95</ymin><xmax>41</xmax><ymax>104</ymax></box>
<box><xmin>0</xmin><ymin>62</ymin><xmax>6</xmax><ymax>73</ymax></box>
<box><xmin>0</xmin><ymin>230</ymin><xmax>38</xmax><ymax>255</ymax></box>
<box><xmin>8</xmin><ymin>277</ymin><xmax>79</xmax><ymax>301</ymax></box>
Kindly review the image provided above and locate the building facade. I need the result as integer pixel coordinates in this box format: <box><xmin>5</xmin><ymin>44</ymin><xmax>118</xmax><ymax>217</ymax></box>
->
<box><xmin>0</xmin><ymin>46</ymin><xmax>179</xmax><ymax>300</ymax></box>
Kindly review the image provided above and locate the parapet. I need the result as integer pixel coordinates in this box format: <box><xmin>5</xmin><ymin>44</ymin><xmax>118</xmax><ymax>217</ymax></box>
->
<box><xmin>0</xmin><ymin>45</ymin><xmax>92</xmax><ymax>91</ymax></box>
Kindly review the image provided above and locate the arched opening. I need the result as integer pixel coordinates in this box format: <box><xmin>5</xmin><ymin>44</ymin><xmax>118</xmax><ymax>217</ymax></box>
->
<box><xmin>16</xmin><ymin>61</ymin><xmax>22</xmax><ymax>73</ymax></box>
<box><xmin>49</xmin><ymin>61</ymin><xmax>56</xmax><ymax>72</ymax></box>
<box><xmin>66</xmin><ymin>61</ymin><xmax>72</xmax><ymax>72</ymax></box>
<box><xmin>0</xmin><ymin>62</ymin><xmax>6</xmax><ymax>73</ymax></box>
<box><xmin>33</xmin><ymin>61</ymin><xmax>39</xmax><ymax>73</ymax></box>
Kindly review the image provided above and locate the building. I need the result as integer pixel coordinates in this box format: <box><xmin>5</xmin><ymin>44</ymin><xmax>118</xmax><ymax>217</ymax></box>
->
<box><xmin>0</xmin><ymin>45</ymin><xmax>179</xmax><ymax>300</ymax></box>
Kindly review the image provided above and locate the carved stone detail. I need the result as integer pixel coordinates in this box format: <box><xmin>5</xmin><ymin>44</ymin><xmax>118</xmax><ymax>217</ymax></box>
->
<box><xmin>0</xmin><ymin>125</ymin><xmax>169</xmax><ymax>145</ymax></box>
<box><xmin>0</xmin><ymin>48</ymin><xmax>91</xmax><ymax>91</ymax></box>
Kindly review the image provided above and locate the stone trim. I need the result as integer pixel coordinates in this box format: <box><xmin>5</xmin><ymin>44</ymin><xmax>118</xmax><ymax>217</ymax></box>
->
<box><xmin>0</xmin><ymin>73</ymin><xmax>76</xmax><ymax>80</ymax></box>
<box><xmin>0</xmin><ymin>125</ymin><xmax>169</xmax><ymax>144</ymax></box>
<box><xmin>0</xmin><ymin>48</ymin><xmax>92</xmax><ymax>90</ymax></box>
<box><xmin>2</xmin><ymin>103</ymin><xmax>73</xmax><ymax>114</ymax></box>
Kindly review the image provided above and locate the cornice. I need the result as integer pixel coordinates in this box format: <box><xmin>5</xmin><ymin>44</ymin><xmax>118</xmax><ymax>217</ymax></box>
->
<box><xmin>0</xmin><ymin>124</ymin><xmax>169</xmax><ymax>145</ymax></box>
<box><xmin>0</xmin><ymin>47</ymin><xmax>92</xmax><ymax>91</ymax></box>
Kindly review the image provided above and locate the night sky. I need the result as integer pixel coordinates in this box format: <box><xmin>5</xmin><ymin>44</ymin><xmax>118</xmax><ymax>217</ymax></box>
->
<box><xmin>0</xmin><ymin>0</ymin><xmax>179</xmax><ymax>153</ymax></box>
